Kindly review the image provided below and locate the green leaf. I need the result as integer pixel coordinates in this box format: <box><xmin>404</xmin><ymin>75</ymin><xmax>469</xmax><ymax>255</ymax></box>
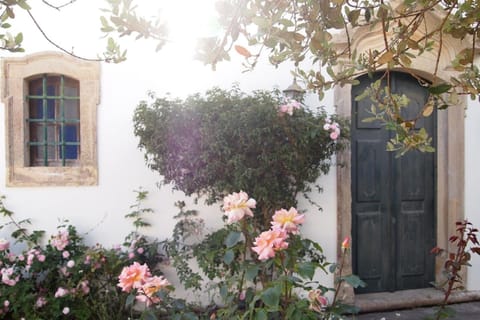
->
<box><xmin>223</xmin><ymin>250</ymin><xmax>235</xmax><ymax>265</ymax></box>
<box><xmin>261</xmin><ymin>286</ymin><xmax>281</xmax><ymax>307</ymax></box>
<box><xmin>407</xmin><ymin>38</ymin><xmax>420</xmax><ymax>50</ymax></box>
<box><xmin>278</xmin><ymin>18</ymin><xmax>294</xmax><ymax>28</ymax></box>
<box><xmin>142</xmin><ymin>310</ymin><xmax>158</xmax><ymax>320</ymax></box>
<box><xmin>245</xmin><ymin>265</ymin><xmax>260</xmax><ymax>281</ymax></box>
<box><xmin>224</xmin><ymin>231</ymin><xmax>242</xmax><ymax>248</ymax></box>
<box><xmin>347</xmin><ymin>10</ymin><xmax>361</xmax><ymax>25</ymax></box>
<box><xmin>100</xmin><ymin>16</ymin><xmax>110</xmax><ymax>27</ymax></box>
<box><xmin>342</xmin><ymin>274</ymin><xmax>367</xmax><ymax>288</ymax></box>
<box><xmin>252</xmin><ymin>16</ymin><xmax>270</xmax><ymax>29</ymax></box>
<box><xmin>377</xmin><ymin>51</ymin><xmax>394</xmax><ymax>65</ymax></box>
<box><xmin>433</xmin><ymin>306</ymin><xmax>456</xmax><ymax>319</ymax></box>
<box><xmin>297</xmin><ymin>262</ymin><xmax>316</xmax><ymax>280</ymax></box>
<box><xmin>362</xmin><ymin>117</ymin><xmax>379</xmax><ymax>123</ymax></box>
<box><xmin>182</xmin><ymin>312</ymin><xmax>198</xmax><ymax>320</ymax></box>
<box><xmin>428</xmin><ymin>83</ymin><xmax>452</xmax><ymax>95</ymax></box>
<box><xmin>328</xmin><ymin>263</ymin><xmax>337</xmax><ymax>273</ymax></box>
<box><xmin>377</xmin><ymin>4</ymin><xmax>388</xmax><ymax>19</ymax></box>
<box><xmin>14</xmin><ymin>32</ymin><xmax>23</xmax><ymax>44</ymax></box>
<box><xmin>219</xmin><ymin>283</ymin><xmax>228</xmax><ymax>300</ymax></box>
<box><xmin>6</xmin><ymin>7</ymin><xmax>14</xmax><ymax>19</ymax></box>
<box><xmin>386</xmin><ymin>141</ymin><xmax>395</xmax><ymax>151</ymax></box>
<box><xmin>125</xmin><ymin>293</ymin><xmax>135</xmax><ymax>307</ymax></box>
<box><xmin>254</xmin><ymin>309</ymin><xmax>268</xmax><ymax>320</ymax></box>
<box><xmin>17</xmin><ymin>0</ymin><xmax>31</xmax><ymax>10</ymax></box>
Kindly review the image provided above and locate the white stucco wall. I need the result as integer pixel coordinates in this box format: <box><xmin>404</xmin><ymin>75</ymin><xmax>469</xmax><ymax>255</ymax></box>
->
<box><xmin>465</xmin><ymin>96</ymin><xmax>480</xmax><ymax>291</ymax></box>
<box><xmin>0</xmin><ymin>1</ymin><xmax>338</xmax><ymax>298</ymax></box>
<box><xmin>1</xmin><ymin>0</ymin><xmax>479</xmax><ymax>298</ymax></box>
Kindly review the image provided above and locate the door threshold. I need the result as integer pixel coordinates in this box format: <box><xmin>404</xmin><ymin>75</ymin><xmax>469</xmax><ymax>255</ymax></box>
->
<box><xmin>354</xmin><ymin>288</ymin><xmax>480</xmax><ymax>313</ymax></box>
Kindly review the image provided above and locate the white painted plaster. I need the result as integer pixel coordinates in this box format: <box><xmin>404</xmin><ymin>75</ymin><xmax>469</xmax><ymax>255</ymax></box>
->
<box><xmin>465</xmin><ymin>97</ymin><xmax>480</xmax><ymax>291</ymax></box>
<box><xmin>0</xmin><ymin>1</ymin><xmax>339</xmax><ymax>297</ymax></box>
<box><xmin>1</xmin><ymin>0</ymin><xmax>478</xmax><ymax>297</ymax></box>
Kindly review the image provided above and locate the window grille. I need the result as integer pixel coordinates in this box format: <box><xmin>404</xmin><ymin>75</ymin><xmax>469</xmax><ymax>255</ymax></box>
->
<box><xmin>27</xmin><ymin>74</ymin><xmax>80</xmax><ymax>166</ymax></box>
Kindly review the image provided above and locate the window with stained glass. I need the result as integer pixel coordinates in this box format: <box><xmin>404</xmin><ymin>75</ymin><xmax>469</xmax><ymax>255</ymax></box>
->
<box><xmin>27</xmin><ymin>75</ymin><xmax>80</xmax><ymax>167</ymax></box>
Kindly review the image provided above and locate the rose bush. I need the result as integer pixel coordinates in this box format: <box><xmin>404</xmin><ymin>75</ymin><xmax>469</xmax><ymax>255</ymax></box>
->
<box><xmin>0</xmin><ymin>192</ymin><xmax>196</xmax><ymax>320</ymax></box>
<box><xmin>178</xmin><ymin>191</ymin><xmax>365</xmax><ymax>319</ymax></box>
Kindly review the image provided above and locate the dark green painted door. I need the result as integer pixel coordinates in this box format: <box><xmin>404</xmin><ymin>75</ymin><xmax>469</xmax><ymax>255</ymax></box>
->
<box><xmin>351</xmin><ymin>72</ymin><xmax>436</xmax><ymax>293</ymax></box>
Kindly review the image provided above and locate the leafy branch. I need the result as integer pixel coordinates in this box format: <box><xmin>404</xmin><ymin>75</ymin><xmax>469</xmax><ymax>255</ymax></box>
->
<box><xmin>200</xmin><ymin>0</ymin><xmax>480</xmax><ymax>152</ymax></box>
<box><xmin>0</xmin><ymin>194</ymin><xmax>45</xmax><ymax>246</ymax></box>
<box><xmin>430</xmin><ymin>220</ymin><xmax>480</xmax><ymax>320</ymax></box>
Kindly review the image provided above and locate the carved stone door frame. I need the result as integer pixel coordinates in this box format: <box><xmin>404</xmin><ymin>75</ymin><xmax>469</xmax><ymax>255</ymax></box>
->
<box><xmin>333</xmin><ymin>3</ymin><xmax>469</xmax><ymax>301</ymax></box>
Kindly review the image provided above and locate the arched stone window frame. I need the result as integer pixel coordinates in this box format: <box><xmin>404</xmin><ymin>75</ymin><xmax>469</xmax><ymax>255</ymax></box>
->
<box><xmin>2</xmin><ymin>51</ymin><xmax>100</xmax><ymax>186</ymax></box>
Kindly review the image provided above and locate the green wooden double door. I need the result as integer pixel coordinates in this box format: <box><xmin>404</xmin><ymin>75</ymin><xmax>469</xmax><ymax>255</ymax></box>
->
<box><xmin>351</xmin><ymin>72</ymin><xmax>436</xmax><ymax>293</ymax></box>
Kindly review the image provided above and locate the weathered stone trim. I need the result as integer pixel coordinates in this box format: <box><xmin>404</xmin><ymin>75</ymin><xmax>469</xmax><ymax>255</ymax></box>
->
<box><xmin>1</xmin><ymin>51</ymin><xmax>100</xmax><ymax>186</ymax></box>
<box><xmin>335</xmin><ymin>80</ymin><xmax>466</xmax><ymax>303</ymax></box>
<box><xmin>333</xmin><ymin>2</ymin><xmax>469</xmax><ymax>304</ymax></box>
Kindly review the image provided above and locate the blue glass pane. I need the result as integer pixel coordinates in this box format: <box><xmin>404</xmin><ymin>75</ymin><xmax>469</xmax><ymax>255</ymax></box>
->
<box><xmin>29</xmin><ymin>99</ymin><xmax>43</xmax><ymax>119</ymax></box>
<box><xmin>61</xmin><ymin>125</ymin><xmax>78</xmax><ymax>159</ymax></box>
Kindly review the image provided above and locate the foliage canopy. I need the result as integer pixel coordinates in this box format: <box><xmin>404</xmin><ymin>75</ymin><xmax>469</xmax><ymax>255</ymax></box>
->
<box><xmin>133</xmin><ymin>87</ymin><xmax>346</xmax><ymax>227</ymax></box>
<box><xmin>195</xmin><ymin>0</ymin><xmax>480</xmax><ymax>152</ymax></box>
<box><xmin>3</xmin><ymin>0</ymin><xmax>479</xmax><ymax>151</ymax></box>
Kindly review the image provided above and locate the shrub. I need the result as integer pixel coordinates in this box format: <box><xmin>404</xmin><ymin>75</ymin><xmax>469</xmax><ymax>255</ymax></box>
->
<box><xmin>0</xmin><ymin>192</ymin><xmax>177</xmax><ymax>320</ymax></box>
<box><xmin>133</xmin><ymin>86</ymin><xmax>360</xmax><ymax>318</ymax></box>
<box><xmin>133</xmin><ymin>86</ymin><xmax>348</xmax><ymax>229</ymax></box>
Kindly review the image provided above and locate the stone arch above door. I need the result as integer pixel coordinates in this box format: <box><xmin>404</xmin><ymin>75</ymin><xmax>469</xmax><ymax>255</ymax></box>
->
<box><xmin>333</xmin><ymin>1</ymin><xmax>471</xmax><ymax>302</ymax></box>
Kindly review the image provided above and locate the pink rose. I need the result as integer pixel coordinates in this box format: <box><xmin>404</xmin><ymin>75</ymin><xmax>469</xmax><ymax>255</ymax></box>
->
<box><xmin>271</xmin><ymin>207</ymin><xmax>305</xmax><ymax>234</ymax></box>
<box><xmin>0</xmin><ymin>239</ymin><xmax>9</xmax><ymax>251</ymax></box>
<box><xmin>252</xmin><ymin>229</ymin><xmax>288</xmax><ymax>260</ymax></box>
<box><xmin>54</xmin><ymin>287</ymin><xmax>69</xmax><ymax>298</ymax></box>
<box><xmin>27</xmin><ymin>254</ymin><xmax>35</xmax><ymax>265</ymax></box>
<box><xmin>222</xmin><ymin>191</ymin><xmax>256</xmax><ymax>224</ymax></box>
<box><xmin>330</xmin><ymin>130</ymin><xmax>339</xmax><ymax>140</ymax></box>
<box><xmin>117</xmin><ymin>262</ymin><xmax>151</xmax><ymax>293</ymax></box>
<box><xmin>137</xmin><ymin>275</ymin><xmax>171</xmax><ymax>306</ymax></box>
<box><xmin>79</xmin><ymin>280</ymin><xmax>90</xmax><ymax>295</ymax></box>
<box><xmin>308</xmin><ymin>289</ymin><xmax>328</xmax><ymax>313</ymax></box>
<box><xmin>278</xmin><ymin>99</ymin><xmax>301</xmax><ymax>115</ymax></box>
<box><xmin>60</xmin><ymin>266</ymin><xmax>70</xmax><ymax>277</ymax></box>
<box><xmin>1</xmin><ymin>267</ymin><xmax>18</xmax><ymax>286</ymax></box>
<box><xmin>51</xmin><ymin>230</ymin><xmax>69</xmax><ymax>251</ymax></box>
<box><xmin>324</xmin><ymin>121</ymin><xmax>341</xmax><ymax>140</ymax></box>
<box><xmin>35</xmin><ymin>297</ymin><xmax>47</xmax><ymax>308</ymax></box>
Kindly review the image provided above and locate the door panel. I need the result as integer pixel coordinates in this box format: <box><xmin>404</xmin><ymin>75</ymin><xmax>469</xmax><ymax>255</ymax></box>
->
<box><xmin>351</xmin><ymin>72</ymin><xmax>436</xmax><ymax>293</ymax></box>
